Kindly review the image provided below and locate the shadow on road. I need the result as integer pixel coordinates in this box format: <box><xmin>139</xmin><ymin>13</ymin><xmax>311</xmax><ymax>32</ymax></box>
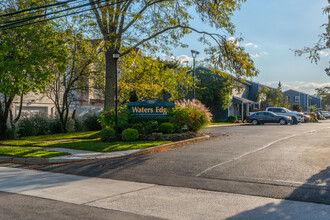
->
<box><xmin>226</xmin><ymin>166</ymin><xmax>330</xmax><ymax>220</ymax></box>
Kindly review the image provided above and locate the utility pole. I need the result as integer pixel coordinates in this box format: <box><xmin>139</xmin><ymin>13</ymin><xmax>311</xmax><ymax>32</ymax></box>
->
<box><xmin>191</xmin><ymin>50</ymin><xmax>199</xmax><ymax>99</ymax></box>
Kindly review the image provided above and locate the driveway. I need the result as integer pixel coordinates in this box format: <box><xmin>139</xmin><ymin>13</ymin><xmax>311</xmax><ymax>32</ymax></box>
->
<box><xmin>1</xmin><ymin>120</ymin><xmax>330</xmax><ymax>204</ymax></box>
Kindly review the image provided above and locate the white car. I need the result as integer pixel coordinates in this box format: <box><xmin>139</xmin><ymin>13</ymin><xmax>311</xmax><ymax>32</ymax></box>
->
<box><xmin>321</xmin><ymin>111</ymin><xmax>330</xmax><ymax>119</ymax></box>
<box><xmin>265</xmin><ymin>107</ymin><xmax>304</xmax><ymax>124</ymax></box>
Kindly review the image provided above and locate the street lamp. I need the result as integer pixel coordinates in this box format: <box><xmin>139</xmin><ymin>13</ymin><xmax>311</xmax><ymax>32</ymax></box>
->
<box><xmin>113</xmin><ymin>49</ymin><xmax>120</xmax><ymax>139</ymax></box>
<box><xmin>191</xmin><ymin>50</ymin><xmax>199</xmax><ymax>99</ymax></box>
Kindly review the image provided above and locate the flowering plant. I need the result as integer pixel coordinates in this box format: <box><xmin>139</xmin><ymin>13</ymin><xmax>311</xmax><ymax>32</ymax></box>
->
<box><xmin>169</xmin><ymin>99</ymin><xmax>212</xmax><ymax>133</ymax></box>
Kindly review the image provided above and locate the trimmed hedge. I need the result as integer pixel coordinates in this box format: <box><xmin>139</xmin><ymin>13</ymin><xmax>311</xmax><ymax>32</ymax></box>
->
<box><xmin>100</xmin><ymin>128</ymin><xmax>116</xmax><ymax>141</ymax></box>
<box><xmin>159</xmin><ymin>123</ymin><xmax>174</xmax><ymax>134</ymax></box>
<box><xmin>227</xmin><ymin>115</ymin><xmax>237</xmax><ymax>123</ymax></box>
<box><xmin>122</xmin><ymin>128</ymin><xmax>139</xmax><ymax>141</ymax></box>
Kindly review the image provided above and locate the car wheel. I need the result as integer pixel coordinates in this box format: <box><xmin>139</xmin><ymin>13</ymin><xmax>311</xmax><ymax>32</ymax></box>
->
<box><xmin>279</xmin><ymin>119</ymin><xmax>287</xmax><ymax>125</ymax></box>
<box><xmin>252</xmin><ymin>119</ymin><xmax>259</xmax><ymax>125</ymax></box>
<box><xmin>291</xmin><ymin>117</ymin><xmax>298</xmax><ymax>125</ymax></box>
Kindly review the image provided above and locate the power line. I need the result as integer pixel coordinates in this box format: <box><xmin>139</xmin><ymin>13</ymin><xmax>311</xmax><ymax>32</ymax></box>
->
<box><xmin>1</xmin><ymin>0</ymin><xmax>128</xmax><ymax>30</ymax></box>
<box><xmin>0</xmin><ymin>0</ymin><xmax>79</xmax><ymax>17</ymax></box>
<box><xmin>1</xmin><ymin>0</ymin><xmax>99</xmax><ymax>28</ymax></box>
<box><xmin>1</xmin><ymin>0</ymin><xmax>87</xmax><ymax>25</ymax></box>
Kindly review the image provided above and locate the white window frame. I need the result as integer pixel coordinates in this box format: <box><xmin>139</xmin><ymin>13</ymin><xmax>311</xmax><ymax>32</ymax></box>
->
<box><xmin>294</xmin><ymin>96</ymin><xmax>300</xmax><ymax>103</ymax></box>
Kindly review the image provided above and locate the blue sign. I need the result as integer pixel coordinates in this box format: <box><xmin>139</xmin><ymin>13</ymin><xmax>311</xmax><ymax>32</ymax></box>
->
<box><xmin>127</xmin><ymin>100</ymin><xmax>175</xmax><ymax>118</ymax></box>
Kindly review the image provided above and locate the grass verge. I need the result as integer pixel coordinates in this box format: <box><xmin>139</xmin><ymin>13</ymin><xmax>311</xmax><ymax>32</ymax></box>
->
<box><xmin>0</xmin><ymin>147</ymin><xmax>70</xmax><ymax>158</ymax></box>
<box><xmin>0</xmin><ymin>131</ymin><xmax>101</xmax><ymax>146</ymax></box>
<box><xmin>0</xmin><ymin>131</ymin><xmax>171</xmax><ymax>153</ymax></box>
<box><xmin>33</xmin><ymin>139</ymin><xmax>171</xmax><ymax>152</ymax></box>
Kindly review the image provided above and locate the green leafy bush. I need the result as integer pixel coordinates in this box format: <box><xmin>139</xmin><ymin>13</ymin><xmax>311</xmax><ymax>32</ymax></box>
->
<box><xmin>98</xmin><ymin>106</ymin><xmax>131</xmax><ymax>131</ymax></box>
<box><xmin>145</xmin><ymin>120</ymin><xmax>158</xmax><ymax>134</ymax></box>
<box><xmin>122</xmin><ymin>128</ymin><xmax>139</xmax><ymax>141</ymax></box>
<box><xmin>66</xmin><ymin>118</ymin><xmax>76</xmax><ymax>133</ymax></box>
<box><xmin>7</xmin><ymin>127</ymin><xmax>17</xmax><ymax>139</ymax></box>
<box><xmin>17</xmin><ymin>118</ymin><xmax>36</xmax><ymax>137</ymax></box>
<box><xmin>308</xmin><ymin>113</ymin><xmax>318</xmax><ymax>122</ymax></box>
<box><xmin>130</xmin><ymin>117</ymin><xmax>169</xmax><ymax>126</ymax></box>
<box><xmin>159</xmin><ymin>122</ymin><xmax>174</xmax><ymax>134</ymax></box>
<box><xmin>74</xmin><ymin>118</ymin><xmax>86</xmax><ymax>132</ymax></box>
<box><xmin>227</xmin><ymin>115</ymin><xmax>237</xmax><ymax>123</ymax></box>
<box><xmin>100</xmin><ymin>128</ymin><xmax>116</xmax><ymax>141</ymax></box>
<box><xmin>84</xmin><ymin>114</ymin><xmax>102</xmax><ymax>131</ymax></box>
<box><xmin>170</xmin><ymin>99</ymin><xmax>211</xmax><ymax>133</ymax></box>
<box><xmin>49</xmin><ymin>118</ymin><xmax>62</xmax><ymax>134</ymax></box>
<box><xmin>131</xmin><ymin>123</ymin><xmax>144</xmax><ymax>134</ymax></box>
<box><xmin>17</xmin><ymin>114</ymin><xmax>50</xmax><ymax>137</ymax></box>
<box><xmin>292</xmin><ymin>104</ymin><xmax>302</xmax><ymax>112</ymax></box>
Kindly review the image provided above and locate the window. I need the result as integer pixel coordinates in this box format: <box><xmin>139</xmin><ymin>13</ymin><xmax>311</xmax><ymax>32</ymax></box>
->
<box><xmin>294</xmin><ymin>96</ymin><xmax>300</xmax><ymax>103</ymax></box>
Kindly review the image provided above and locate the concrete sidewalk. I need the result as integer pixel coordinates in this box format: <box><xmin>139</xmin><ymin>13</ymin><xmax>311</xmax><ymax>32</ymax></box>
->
<box><xmin>1</xmin><ymin>166</ymin><xmax>330</xmax><ymax>220</ymax></box>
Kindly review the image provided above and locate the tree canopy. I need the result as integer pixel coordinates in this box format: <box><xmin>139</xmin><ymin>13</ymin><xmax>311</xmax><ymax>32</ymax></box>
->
<box><xmin>316</xmin><ymin>86</ymin><xmax>330</xmax><ymax>110</ymax></box>
<box><xmin>0</xmin><ymin>0</ymin><xmax>67</xmax><ymax>138</ymax></box>
<box><xmin>87</xmin><ymin>0</ymin><xmax>258</xmax><ymax>109</ymax></box>
<box><xmin>93</xmin><ymin>50</ymin><xmax>193</xmax><ymax>103</ymax></box>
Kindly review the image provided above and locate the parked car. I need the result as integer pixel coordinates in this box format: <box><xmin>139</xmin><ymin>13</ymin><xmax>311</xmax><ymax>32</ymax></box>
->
<box><xmin>303</xmin><ymin>113</ymin><xmax>310</xmax><ymax>122</ymax></box>
<box><xmin>247</xmin><ymin>111</ymin><xmax>292</xmax><ymax>125</ymax></box>
<box><xmin>265</xmin><ymin>107</ymin><xmax>304</xmax><ymax>124</ymax></box>
<box><xmin>321</xmin><ymin>111</ymin><xmax>330</xmax><ymax>119</ymax></box>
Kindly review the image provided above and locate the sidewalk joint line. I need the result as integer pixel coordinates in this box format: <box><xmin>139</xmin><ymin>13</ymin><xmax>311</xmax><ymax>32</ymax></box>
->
<box><xmin>82</xmin><ymin>185</ymin><xmax>157</xmax><ymax>205</ymax></box>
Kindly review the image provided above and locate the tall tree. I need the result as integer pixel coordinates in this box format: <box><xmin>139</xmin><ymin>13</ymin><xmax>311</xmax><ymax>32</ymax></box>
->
<box><xmin>93</xmin><ymin>50</ymin><xmax>193</xmax><ymax>103</ymax></box>
<box><xmin>316</xmin><ymin>86</ymin><xmax>330</xmax><ymax>110</ymax></box>
<box><xmin>257</xmin><ymin>87</ymin><xmax>288</xmax><ymax>110</ymax></box>
<box><xmin>40</xmin><ymin>13</ymin><xmax>101</xmax><ymax>133</ymax></box>
<box><xmin>87</xmin><ymin>0</ymin><xmax>258</xmax><ymax>110</ymax></box>
<box><xmin>295</xmin><ymin>1</ymin><xmax>330</xmax><ymax>76</ymax></box>
<box><xmin>0</xmin><ymin>0</ymin><xmax>66</xmax><ymax>139</ymax></box>
<box><xmin>196</xmin><ymin>70</ymin><xmax>232</xmax><ymax>115</ymax></box>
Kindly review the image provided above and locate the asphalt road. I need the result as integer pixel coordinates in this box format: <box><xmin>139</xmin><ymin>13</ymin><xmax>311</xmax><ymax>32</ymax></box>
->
<box><xmin>2</xmin><ymin>120</ymin><xmax>330</xmax><ymax>205</ymax></box>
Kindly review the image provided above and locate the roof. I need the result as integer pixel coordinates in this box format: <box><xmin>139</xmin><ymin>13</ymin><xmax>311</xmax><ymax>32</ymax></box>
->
<box><xmin>232</xmin><ymin>96</ymin><xmax>256</xmax><ymax>104</ymax></box>
<box><xmin>245</xmin><ymin>80</ymin><xmax>275</xmax><ymax>90</ymax></box>
<box><xmin>284</xmin><ymin>89</ymin><xmax>320</xmax><ymax>99</ymax></box>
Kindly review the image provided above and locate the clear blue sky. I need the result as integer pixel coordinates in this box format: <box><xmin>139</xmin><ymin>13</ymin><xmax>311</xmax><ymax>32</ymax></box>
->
<box><xmin>170</xmin><ymin>0</ymin><xmax>329</xmax><ymax>95</ymax></box>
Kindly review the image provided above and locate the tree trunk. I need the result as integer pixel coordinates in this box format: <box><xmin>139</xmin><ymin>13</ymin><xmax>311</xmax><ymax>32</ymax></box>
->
<box><xmin>0</xmin><ymin>116</ymin><xmax>8</xmax><ymax>139</ymax></box>
<box><xmin>59</xmin><ymin>112</ymin><xmax>67</xmax><ymax>133</ymax></box>
<box><xmin>0</xmin><ymin>98</ymin><xmax>13</xmax><ymax>139</ymax></box>
<box><xmin>104</xmin><ymin>49</ymin><xmax>116</xmax><ymax>111</ymax></box>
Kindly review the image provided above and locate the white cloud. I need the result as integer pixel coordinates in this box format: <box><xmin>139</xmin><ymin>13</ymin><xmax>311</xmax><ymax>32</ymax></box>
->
<box><xmin>319</xmin><ymin>50</ymin><xmax>329</xmax><ymax>57</ymax></box>
<box><xmin>251</xmin><ymin>54</ymin><xmax>260</xmax><ymax>58</ymax></box>
<box><xmin>251</xmin><ymin>51</ymin><xmax>269</xmax><ymax>59</ymax></box>
<box><xmin>264</xmin><ymin>81</ymin><xmax>330</xmax><ymax>95</ymax></box>
<box><xmin>175</xmin><ymin>54</ymin><xmax>193</xmax><ymax>63</ymax></box>
<box><xmin>161</xmin><ymin>53</ymin><xmax>201</xmax><ymax>64</ymax></box>
<box><xmin>228</xmin><ymin>37</ymin><xmax>239</xmax><ymax>46</ymax></box>
<box><xmin>244</xmin><ymin>42</ymin><xmax>259</xmax><ymax>48</ymax></box>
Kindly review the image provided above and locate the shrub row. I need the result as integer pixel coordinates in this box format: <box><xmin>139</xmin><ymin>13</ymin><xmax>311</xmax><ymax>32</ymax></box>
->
<box><xmin>15</xmin><ymin>114</ymin><xmax>102</xmax><ymax>137</ymax></box>
<box><xmin>98</xmin><ymin>99</ymin><xmax>212</xmax><ymax>142</ymax></box>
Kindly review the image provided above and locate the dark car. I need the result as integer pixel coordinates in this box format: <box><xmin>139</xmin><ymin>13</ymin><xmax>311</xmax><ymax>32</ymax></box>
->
<box><xmin>247</xmin><ymin>111</ymin><xmax>292</xmax><ymax>125</ymax></box>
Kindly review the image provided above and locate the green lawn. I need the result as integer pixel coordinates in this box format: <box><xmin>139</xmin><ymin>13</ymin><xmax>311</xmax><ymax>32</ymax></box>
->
<box><xmin>20</xmin><ymin>131</ymin><xmax>101</xmax><ymax>141</ymax></box>
<box><xmin>0</xmin><ymin>147</ymin><xmax>70</xmax><ymax>158</ymax></box>
<box><xmin>0</xmin><ymin>131</ymin><xmax>171</xmax><ymax>153</ymax></box>
<box><xmin>0</xmin><ymin>131</ymin><xmax>100</xmax><ymax>146</ymax></box>
<box><xmin>31</xmin><ymin>139</ymin><xmax>171</xmax><ymax>152</ymax></box>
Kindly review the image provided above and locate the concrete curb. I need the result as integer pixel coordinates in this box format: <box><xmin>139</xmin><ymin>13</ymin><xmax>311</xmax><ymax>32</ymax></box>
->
<box><xmin>0</xmin><ymin>135</ymin><xmax>210</xmax><ymax>164</ymax></box>
<box><xmin>208</xmin><ymin>123</ymin><xmax>246</xmax><ymax>128</ymax></box>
